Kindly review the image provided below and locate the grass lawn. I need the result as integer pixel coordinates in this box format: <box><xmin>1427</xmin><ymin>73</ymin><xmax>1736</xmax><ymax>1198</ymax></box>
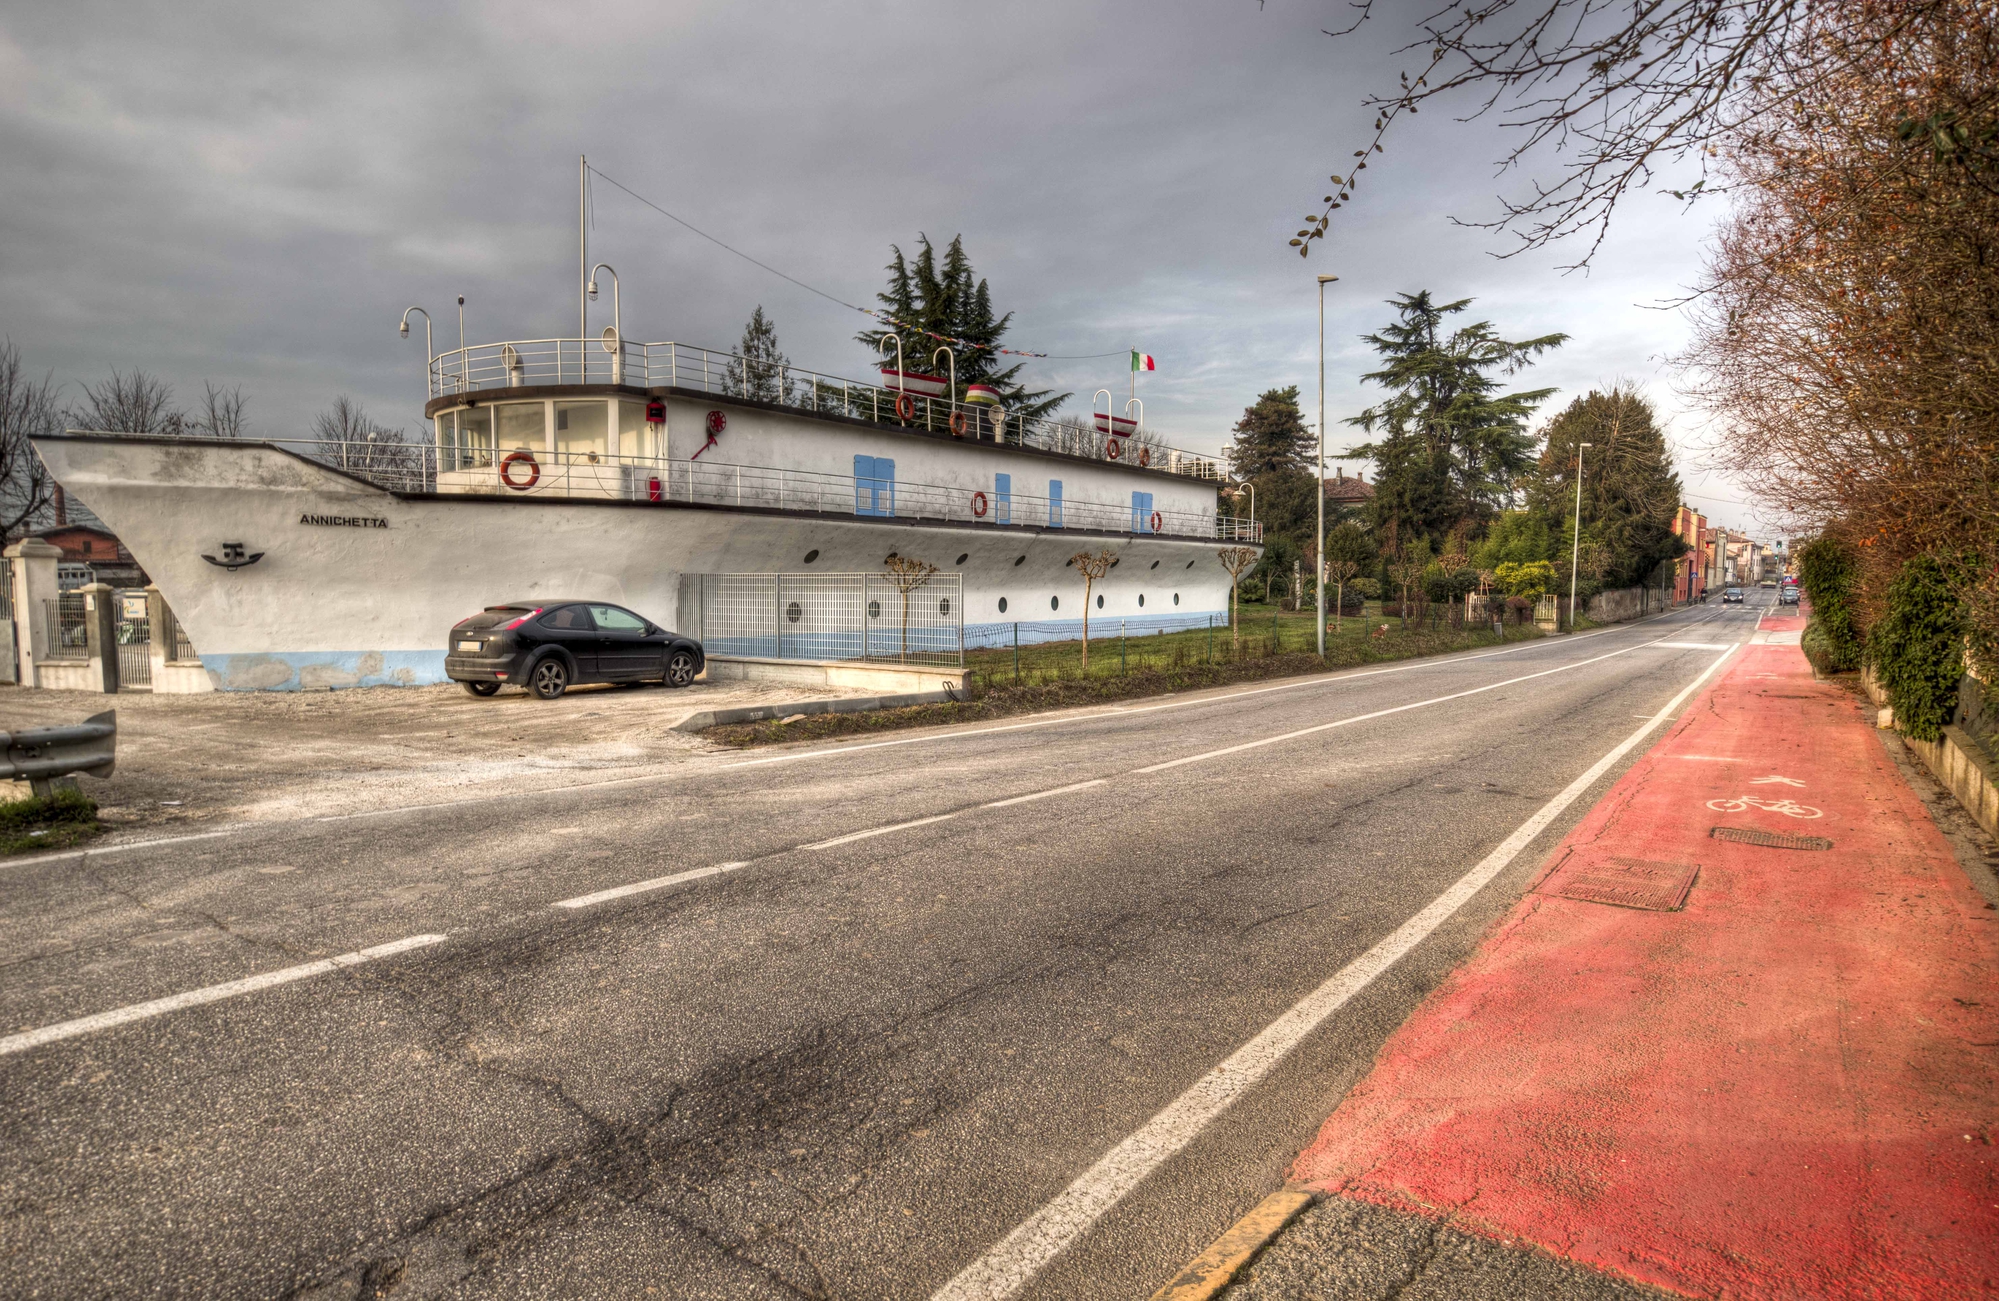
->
<box><xmin>707</xmin><ymin>600</ymin><xmax>1545</xmax><ymax>747</ymax></box>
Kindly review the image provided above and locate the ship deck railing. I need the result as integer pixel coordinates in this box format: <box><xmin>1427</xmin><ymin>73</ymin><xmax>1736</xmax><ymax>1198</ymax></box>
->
<box><xmin>423</xmin><ymin>338</ymin><xmax>1227</xmax><ymax>481</ymax></box>
<box><xmin>289</xmin><ymin>437</ymin><xmax>1260</xmax><ymax>542</ymax></box>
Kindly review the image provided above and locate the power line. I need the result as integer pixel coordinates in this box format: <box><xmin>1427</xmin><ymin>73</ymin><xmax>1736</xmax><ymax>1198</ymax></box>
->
<box><xmin>585</xmin><ymin>164</ymin><xmax>1131</xmax><ymax>361</ymax></box>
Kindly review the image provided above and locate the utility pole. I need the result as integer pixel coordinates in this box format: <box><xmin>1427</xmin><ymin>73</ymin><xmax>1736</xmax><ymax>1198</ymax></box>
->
<box><xmin>1316</xmin><ymin>273</ymin><xmax>1337</xmax><ymax>657</ymax></box>
<box><xmin>1570</xmin><ymin>441</ymin><xmax>1592</xmax><ymax>631</ymax></box>
<box><xmin>579</xmin><ymin>155</ymin><xmax>588</xmax><ymax>342</ymax></box>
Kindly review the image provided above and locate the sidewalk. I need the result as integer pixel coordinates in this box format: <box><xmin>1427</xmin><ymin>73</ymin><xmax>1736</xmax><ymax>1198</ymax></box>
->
<box><xmin>1229</xmin><ymin>618</ymin><xmax>1999</xmax><ymax>1299</ymax></box>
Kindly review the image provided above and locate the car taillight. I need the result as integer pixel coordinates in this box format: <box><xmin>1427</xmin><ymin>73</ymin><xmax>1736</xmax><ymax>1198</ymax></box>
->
<box><xmin>502</xmin><ymin>608</ymin><xmax>543</xmax><ymax>630</ymax></box>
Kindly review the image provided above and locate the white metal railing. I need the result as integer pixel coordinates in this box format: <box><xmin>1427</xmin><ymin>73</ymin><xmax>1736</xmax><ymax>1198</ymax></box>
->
<box><xmin>424</xmin><ymin>337</ymin><xmax>1228</xmax><ymax>480</ymax></box>
<box><xmin>276</xmin><ymin>437</ymin><xmax>1261</xmax><ymax>541</ymax></box>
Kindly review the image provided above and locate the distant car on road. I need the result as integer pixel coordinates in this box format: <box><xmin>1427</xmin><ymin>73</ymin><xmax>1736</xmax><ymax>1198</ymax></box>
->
<box><xmin>1778</xmin><ymin>587</ymin><xmax>1800</xmax><ymax>606</ymax></box>
<box><xmin>1722</xmin><ymin>587</ymin><xmax>1745</xmax><ymax>603</ymax></box>
<box><xmin>445</xmin><ymin>601</ymin><xmax>704</xmax><ymax>700</ymax></box>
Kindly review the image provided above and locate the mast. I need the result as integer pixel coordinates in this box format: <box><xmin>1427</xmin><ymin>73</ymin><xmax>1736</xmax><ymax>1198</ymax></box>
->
<box><xmin>579</xmin><ymin>154</ymin><xmax>588</xmax><ymax>341</ymax></box>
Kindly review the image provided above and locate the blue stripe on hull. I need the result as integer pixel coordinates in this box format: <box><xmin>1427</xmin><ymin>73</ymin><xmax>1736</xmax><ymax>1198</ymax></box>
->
<box><xmin>203</xmin><ymin>650</ymin><xmax>449</xmax><ymax>691</ymax></box>
<box><xmin>965</xmin><ymin>611</ymin><xmax>1227</xmax><ymax>649</ymax></box>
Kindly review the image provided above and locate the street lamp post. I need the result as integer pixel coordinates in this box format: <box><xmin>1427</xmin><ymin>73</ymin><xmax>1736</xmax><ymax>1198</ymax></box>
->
<box><xmin>398</xmin><ymin>306</ymin><xmax>432</xmax><ymax>396</ymax></box>
<box><xmin>1570</xmin><ymin>441</ymin><xmax>1593</xmax><ymax>631</ymax></box>
<box><xmin>588</xmin><ymin>264</ymin><xmax>621</xmax><ymax>383</ymax></box>
<box><xmin>1316</xmin><ymin>273</ymin><xmax>1338</xmax><ymax>656</ymax></box>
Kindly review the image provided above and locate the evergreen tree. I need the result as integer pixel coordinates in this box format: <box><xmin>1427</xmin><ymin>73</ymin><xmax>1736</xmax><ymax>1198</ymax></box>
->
<box><xmin>726</xmin><ymin>305</ymin><xmax>792</xmax><ymax>404</ymax></box>
<box><xmin>1345</xmin><ymin>292</ymin><xmax>1565</xmax><ymax>544</ymax></box>
<box><xmin>856</xmin><ymin>234</ymin><xmax>1064</xmax><ymax>418</ymax></box>
<box><xmin>1527</xmin><ymin>388</ymin><xmax>1684</xmax><ymax>591</ymax></box>
<box><xmin>1224</xmin><ymin>387</ymin><xmax>1318</xmax><ymax>594</ymax></box>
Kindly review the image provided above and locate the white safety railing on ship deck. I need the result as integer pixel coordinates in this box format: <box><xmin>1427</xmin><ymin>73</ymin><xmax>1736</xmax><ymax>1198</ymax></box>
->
<box><xmin>276</xmin><ymin>437</ymin><xmax>1261</xmax><ymax>542</ymax></box>
<box><xmin>423</xmin><ymin>338</ymin><xmax>1228</xmax><ymax>481</ymax></box>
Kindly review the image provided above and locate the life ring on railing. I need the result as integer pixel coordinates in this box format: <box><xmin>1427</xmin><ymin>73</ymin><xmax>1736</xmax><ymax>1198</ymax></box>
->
<box><xmin>1138</xmin><ymin>446</ymin><xmax>1152</xmax><ymax>468</ymax></box>
<box><xmin>1106</xmin><ymin>437</ymin><xmax>1122</xmax><ymax>460</ymax></box>
<box><xmin>500</xmin><ymin>450</ymin><xmax>541</xmax><ymax>491</ymax></box>
<box><xmin>949</xmin><ymin>410</ymin><xmax>968</xmax><ymax>438</ymax></box>
<box><xmin>895</xmin><ymin>392</ymin><xmax>916</xmax><ymax>422</ymax></box>
<box><xmin>1150</xmin><ymin>510</ymin><xmax>1163</xmax><ymax>533</ymax></box>
<box><xmin>971</xmin><ymin>490</ymin><xmax>989</xmax><ymax>517</ymax></box>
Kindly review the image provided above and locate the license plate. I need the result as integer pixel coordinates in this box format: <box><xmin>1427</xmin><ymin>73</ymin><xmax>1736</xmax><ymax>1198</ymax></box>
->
<box><xmin>457</xmin><ymin>640</ymin><xmax>482</xmax><ymax>652</ymax></box>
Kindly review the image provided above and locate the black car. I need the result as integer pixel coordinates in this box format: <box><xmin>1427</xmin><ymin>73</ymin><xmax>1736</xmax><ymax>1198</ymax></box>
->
<box><xmin>1722</xmin><ymin>587</ymin><xmax>1744</xmax><ymax>603</ymax></box>
<box><xmin>445</xmin><ymin>601</ymin><xmax>704</xmax><ymax>699</ymax></box>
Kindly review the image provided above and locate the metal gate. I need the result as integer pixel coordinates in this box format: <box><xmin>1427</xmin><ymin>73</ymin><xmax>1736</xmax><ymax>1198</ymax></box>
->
<box><xmin>115</xmin><ymin>590</ymin><xmax>151</xmax><ymax>689</ymax></box>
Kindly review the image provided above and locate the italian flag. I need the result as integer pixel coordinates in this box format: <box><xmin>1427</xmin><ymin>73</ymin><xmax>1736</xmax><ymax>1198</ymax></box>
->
<box><xmin>1132</xmin><ymin>350</ymin><xmax>1155</xmax><ymax>372</ymax></box>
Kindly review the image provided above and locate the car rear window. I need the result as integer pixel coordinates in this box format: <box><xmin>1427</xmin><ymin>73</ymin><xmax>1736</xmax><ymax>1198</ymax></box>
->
<box><xmin>459</xmin><ymin>606</ymin><xmax>538</xmax><ymax>630</ymax></box>
<box><xmin>540</xmin><ymin>605</ymin><xmax>595</xmax><ymax>631</ymax></box>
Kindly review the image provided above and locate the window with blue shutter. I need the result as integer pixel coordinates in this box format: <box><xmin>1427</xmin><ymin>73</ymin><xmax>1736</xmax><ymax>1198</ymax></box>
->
<box><xmin>854</xmin><ymin>455</ymin><xmax>895</xmax><ymax>516</ymax></box>
<box><xmin>995</xmin><ymin>473</ymin><xmax>1011</xmax><ymax>525</ymax></box>
<box><xmin>1048</xmin><ymin>480</ymin><xmax>1063</xmax><ymax>528</ymax></box>
<box><xmin>1131</xmin><ymin>491</ymin><xmax>1154</xmax><ymax>533</ymax></box>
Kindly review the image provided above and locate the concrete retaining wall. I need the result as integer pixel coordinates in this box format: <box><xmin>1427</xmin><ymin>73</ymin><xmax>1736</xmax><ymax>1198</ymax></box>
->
<box><xmin>703</xmin><ymin>654</ymin><xmax>968</xmax><ymax>694</ymax></box>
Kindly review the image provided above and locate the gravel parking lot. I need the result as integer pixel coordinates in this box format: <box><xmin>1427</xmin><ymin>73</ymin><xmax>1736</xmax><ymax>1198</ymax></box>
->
<box><xmin>0</xmin><ymin>677</ymin><xmax>873</xmax><ymax>831</ymax></box>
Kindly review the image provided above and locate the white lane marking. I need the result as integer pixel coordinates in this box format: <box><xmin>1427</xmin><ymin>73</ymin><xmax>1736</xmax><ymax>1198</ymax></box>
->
<box><xmin>803</xmin><ymin>813</ymin><xmax>958</xmax><ymax>851</ymax></box>
<box><xmin>931</xmin><ymin>644</ymin><xmax>1740</xmax><ymax>1301</ymax></box>
<box><xmin>0</xmin><ymin>826</ymin><xmax>248</xmax><ymax>873</ymax></box>
<box><xmin>983</xmin><ymin>779</ymin><xmax>1107</xmax><ymax>809</ymax></box>
<box><xmin>1131</xmin><ymin>638</ymin><xmax>1670</xmax><ymax>774</ymax></box>
<box><xmin>0</xmin><ymin>933</ymin><xmax>448</xmax><ymax>1059</ymax></box>
<box><xmin>552</xmin><ymin>863</ymin><xmax>750</xmax><ymax>910</ymax></box>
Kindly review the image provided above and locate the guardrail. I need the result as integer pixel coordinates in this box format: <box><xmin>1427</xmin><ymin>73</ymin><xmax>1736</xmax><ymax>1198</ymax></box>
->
<box><xmin>425</xmin><ymin>337</ymin><xmax>1227</xmax><ymax>480</ymax></box>
<box><xmin>2</xmin><ymin>710</ymin><xmax>116</xmax><ymax>796</ymax></box>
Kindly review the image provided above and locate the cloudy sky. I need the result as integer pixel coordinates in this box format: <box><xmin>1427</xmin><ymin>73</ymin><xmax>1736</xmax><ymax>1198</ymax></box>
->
<box><xmin>0</xmin><ymin>0</ymin><xmax>1768</xmax><ymax>535</ymax></box>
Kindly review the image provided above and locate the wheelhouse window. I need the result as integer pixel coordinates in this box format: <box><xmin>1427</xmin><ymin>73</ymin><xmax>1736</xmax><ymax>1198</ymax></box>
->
<box><xmin>436</xmin><ymin>406</ymin><xmax>495</xmax><ymax>470</ymax></box>
<box><xmin>617</xmin><ymin>400</ymin><xmax>657</xmax><ymax>461</ymax></box>
<box><xmin>554</xmin><ymin>400</ymin><xmax>609</xmax><ymax>462</ymax></box>
<box><xmin>495</xmin><ymin>401</ymin><xmax>546</xmax><ymax>452</ymax></box>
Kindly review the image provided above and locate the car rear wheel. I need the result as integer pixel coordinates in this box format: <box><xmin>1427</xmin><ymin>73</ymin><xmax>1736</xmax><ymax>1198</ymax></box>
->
<box><xmin>529</xmin><ymin>657</ymin><xmax>570</xmax><ymax>700</ymax></box>
<box><xmin>664</xmin><ymin>650</ymin><xmax>698</xmax><ymax>689</ymax></box>
<box><xmin>461</xmin><ymin>680</ymin><xmax>500</xmax><ymax>698</ymax></box>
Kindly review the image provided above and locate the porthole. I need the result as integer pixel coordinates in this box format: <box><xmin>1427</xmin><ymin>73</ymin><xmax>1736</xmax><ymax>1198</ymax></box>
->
<box><xmin>1150</xmin><ymin>560</ymin><xmax>1159</xmax><ymax>570</ymax></box>
<box><xmin>1050</xmin><ymin>595</ymin><xmax>1060</xmax><ymax>611</ymax></box>
<box><xmin>939</xmin><ymin>597</ymin><xmax>951</xmax><ymax>615</ymax></box>
<box><xmin>1173</xmin><ymin>593</ymin><xmax>1180</xmax><ymax>605</ymax></box>
<box><xmin>803</xmin><ymin>549</ymin><xmax>819</xmax><ymax>564</ymax></box>
<box><xmin>998</xmin><ymin>596</ymin><xmax>1009</xmax><ymax>614</ymax></box>
<box><xmin>1186</xmin><ymin>560</ymin><xmax>1195</xmax><ymax>569</ymax></box>
<box><xmin>868</xmin><ymin>599</ymin><xmax>881</xmax><ymax>619</ymax></box>
<box><xmin>956</xmin><ymin>553</ymin><xmax>969</xmax><ymax>565</ymax></box>
<box><xmin>1015</xmin><ymin>555</ymin><xmax>1027</xmax><ymax>566</ymax></box>
<box><xmin>1109</xmin><ymin>558</ymin><xmax>1119</xmax><ymax>568</ymax></box>
<box><xmin>1138</xmin><ymin>594</ymin><xmax>1146</xmax><ymax>607</ymax></box>
<box><xmin>786</xmin><ymin>601</ymin><xmax>802</xmax><ymax>624</ymax></box>
<box><xmin>1096</xmin><ymin>594</ymin><xmax>1105</xmax><ymax>609</ymax></box>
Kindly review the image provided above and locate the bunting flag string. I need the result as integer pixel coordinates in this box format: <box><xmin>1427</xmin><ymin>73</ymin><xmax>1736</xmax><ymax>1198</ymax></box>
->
<box><xmin>587</xmin><ymin>164</ymin><xmax>1133</xmax><ymax>363</ymax></box>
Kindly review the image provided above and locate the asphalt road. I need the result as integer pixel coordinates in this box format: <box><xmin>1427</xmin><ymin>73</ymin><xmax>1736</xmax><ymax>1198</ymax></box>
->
<box><xmin>0</xmin><ymin>597</ymin><xmax>1769</xmax><ymax>1300</ymax></box>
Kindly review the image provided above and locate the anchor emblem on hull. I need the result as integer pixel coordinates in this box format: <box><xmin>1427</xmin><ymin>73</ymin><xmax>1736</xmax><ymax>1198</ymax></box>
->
<box><xmin>201</xmin><ymin>542</ymin><xmax>264</xmax><ymax>572</ymax></box>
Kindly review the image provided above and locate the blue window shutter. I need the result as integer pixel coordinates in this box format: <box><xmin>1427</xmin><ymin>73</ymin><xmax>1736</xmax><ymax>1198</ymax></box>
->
<box><xmin>996</xmin><ymin>473</ymin><xmax>1011</xmax><ymax>525</ymax></box>
<box><xmin>1049</xmin><ymin>480</ymin><xmax>1063</xmax><ymax>528</ymax></box>
<box><xmin>854</xmin><ymin>454</ymin><xmax>874</xmax><ymax>515</ymax></box>
<box><xmin>876</xmin><ymin>458</ymin><xmax>893</xmax><ymax>515</ymax></box>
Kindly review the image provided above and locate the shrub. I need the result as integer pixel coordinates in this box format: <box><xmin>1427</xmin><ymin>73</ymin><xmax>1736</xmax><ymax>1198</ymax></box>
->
<box><xmin>1796</xmin><ymin>536</ymin><xmax>1863</xmax><ymax>672</ymax></box>
<box><xmin>1867</xmin><ymin>553</ymin><xmax>1966</xmax><ymax>742</ymax></box>
<box><xmin>1495</xmin><ymin>560</ymin><xmax>1557</xmax><ymax>598</ymax></box>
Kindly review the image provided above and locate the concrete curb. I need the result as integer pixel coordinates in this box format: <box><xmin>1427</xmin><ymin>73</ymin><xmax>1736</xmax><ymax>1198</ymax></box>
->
<box><xmin>1861</xmin><ymin>668</ymin><xmax>1999</xmax><ymax>839</ymax></box>
<box><xmin>673</xmin><ymin>688</ymin><xmax>955</xmax><ymax>733</ymax></box>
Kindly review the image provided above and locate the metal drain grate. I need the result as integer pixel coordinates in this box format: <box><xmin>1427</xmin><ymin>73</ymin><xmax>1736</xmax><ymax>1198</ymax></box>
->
<box><xmin>1711</xmin><ymin>826</ymin><xmax>1834</xmax><ymax>851</ymax></box>
<box><xmin>1547</xmin><ymin>857</ymin><xmax>1699</xmax><ymax>911</ymax></box>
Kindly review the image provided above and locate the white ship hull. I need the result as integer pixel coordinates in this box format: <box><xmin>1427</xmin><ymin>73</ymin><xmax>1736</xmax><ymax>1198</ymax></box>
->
<box><xmin>33</xmin><ymin>434</ymin><xmax>1242</xmax><ymax>690</ymax></box>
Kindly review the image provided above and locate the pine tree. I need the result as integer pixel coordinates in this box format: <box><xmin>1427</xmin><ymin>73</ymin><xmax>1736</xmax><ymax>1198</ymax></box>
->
<box><xmin>727</xmin><ymin>305</ymin><xmax>792</xmax><ymax>404</ymax></box>
<box><xmin>856</xmin><ymin>234</ymin><xmax>1065</xmax><ymax>418</ymax></box>
<box><xmin>1345</xmin><ymin>292</ymin><xmax>1565</xmax><ymax>544</ymax></box>
<box><xmin>1225</xmin><ymin>387</ymin><xmax>1318</xmax><ymax>595</ymax></box>
<box><xmin>1528</xmin><ymin>387</ymin><xmax>1685</xmax><ymax>591</ymax></box>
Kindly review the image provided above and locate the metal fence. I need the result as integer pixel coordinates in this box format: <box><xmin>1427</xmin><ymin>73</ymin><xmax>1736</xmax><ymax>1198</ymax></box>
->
<box><xmin>45</xmin><ymin>595</ymin><xmax>87</xmax><ymax>659</ymax></box>
<box><xmin>423</xmin><ymin>337</ymin><xmax>1227</xmax><ymax>480</ymax></box>
<box><xmin>166</xmin><ymin>607</ymin><xmax>197</xmax><ymax>661</ymax></box>
<box><xmin>694</xmin><ymin>573</ymin><xmax>964</xmax><ymax>667</ymax></box>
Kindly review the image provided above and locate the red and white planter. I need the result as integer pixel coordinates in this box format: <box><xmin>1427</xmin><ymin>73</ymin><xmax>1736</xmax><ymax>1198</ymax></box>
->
<box><xmin>963</xmin><ymin>383</ymin><xmax>1002</xmax><ymax>406</ymax></box>
<box><xmin>1092</xmin><ymin>412</ymin><xmax>1139</xmax><ymax>437</ymax></box>
<box><xmin>878</xmin><ymin>368</ymin><xmax>948</xmax><ymax>398</ymax></box>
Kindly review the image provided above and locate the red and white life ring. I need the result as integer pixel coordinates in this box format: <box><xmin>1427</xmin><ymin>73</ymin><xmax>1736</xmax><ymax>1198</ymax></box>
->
<box><xmin>971</xmin><ymin>490</ymin><xmax>989</xmax><ymax>517</ymax></box>
<box><xmin>1106</xmin><ymin>437</ymin><xmax>1122</xmax><ymax>460</ymax></box>
<box><xmin>949</xmin><ymin>410</ymin><xmax>968</xmax><ymax>438</ymax></box>
<box><xmin>500</xmin><ymin>450</ymin><xmax>540</xmax><ymax>491</ymax></box>
<box><xmin>895</xmin><ymin>391</ymin><xmax>916</xmax><ymax>421</ymax></box>
<box><xmin>1138</xmin><ymin>446</ymin><xmax>1152</xmax><ymax>468</ymax></box>
<box><xmin>1150</xmin><ymin>510</ymin><xmax>1163</xmax><ymax>533</ymax></box>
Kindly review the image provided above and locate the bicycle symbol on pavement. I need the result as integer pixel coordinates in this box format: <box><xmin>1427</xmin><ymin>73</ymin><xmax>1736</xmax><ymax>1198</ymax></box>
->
<box><xmin>1706</xmin><ymin>795</ymin><xmax>1824</xmax><ymax>819</ymax></box>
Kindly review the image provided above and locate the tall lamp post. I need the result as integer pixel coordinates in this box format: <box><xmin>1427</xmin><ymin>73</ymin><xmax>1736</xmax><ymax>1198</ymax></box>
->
<box><xmin>398</xmin><ymin>306</ymin><xmax>432</xmax><ymax>397</ymax></box>
<box><xmin>1569</xmin><ymin>441</ymin><xmax>1593</xmax><ymax>630</ymax></box>
<box><xmin>1316</xmin><ymin>273</ymin><xmax>1338</xmax><ymax>656</ymax></box>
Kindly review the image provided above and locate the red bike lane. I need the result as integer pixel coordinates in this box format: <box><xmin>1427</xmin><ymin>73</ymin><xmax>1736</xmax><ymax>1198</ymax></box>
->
<box><xmin>1289</xmin><ymin>618</ymin><xmax>1999</xmax><ymax>1298</ymax></box>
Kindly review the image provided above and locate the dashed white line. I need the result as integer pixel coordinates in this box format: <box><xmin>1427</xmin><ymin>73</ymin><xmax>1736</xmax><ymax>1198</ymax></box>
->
<box><xmin>982</xmin><ymin>779</ymin><xmax>1107</xmax><ymax>809</ymax></box>
<box><xmin>0</xmin><ymin>933</ymin><xmax>448</xmax><ymax>1059</ymax></box>
<box><xmin>930</xmin><ymin>643</ymin><xmax>1741</xmax><ymax>1301</ymax></box>
<box><xmin>552</xmin><ymin>863</ymin><xmax>749</xmax><ymax>909</ymax></box>
<box><xmin>803</xmin><ymin>813</ymin><xmax>959</xmax><ymax>851</ymax></box>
